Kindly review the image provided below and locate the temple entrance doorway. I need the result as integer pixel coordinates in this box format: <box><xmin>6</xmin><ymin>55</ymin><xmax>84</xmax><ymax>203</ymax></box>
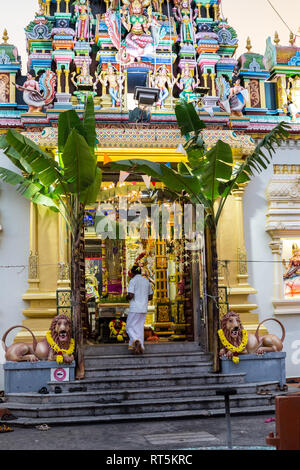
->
<box><xmin>83</xmin><ymin>179</ymin><xmax>206</xmax><ymax>348</ymax></box>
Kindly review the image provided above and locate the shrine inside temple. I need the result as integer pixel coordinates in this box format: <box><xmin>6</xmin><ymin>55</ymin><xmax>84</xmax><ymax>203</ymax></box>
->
<box><xmin>83</xmin><ymin>180</ymin><xmax>205</xmax><ymax>344</ymax></box>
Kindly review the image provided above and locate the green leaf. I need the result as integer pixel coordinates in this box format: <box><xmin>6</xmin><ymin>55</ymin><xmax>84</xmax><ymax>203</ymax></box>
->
<box><xmin>31</xmin><ymin>192</ymin><xmax>59</xmax><ymax>210</ymax></box>
<box><xmin>1</xmin><ymin>129</ymin><xmax>61</xmax><ymax>187</ymax></box>
<box><xmin>233</xmin><ymin>121</ymin><xmax>290</xmax><ymax>184</ymax></box>
<box><xmin>58</xmin><ymin>97</ymin><xmax>97</xmax><ymax>156</ymax></box>
<box><xmin>61</xmin><ymin>129</ymin><xmax>97</xmax><ymax>193</ymax></box>
<box><xmin>80</xmin><ymin>166</ymin><xmax>102</xmax><ymax>204</ymax></box>
<box><xmin>197</xmin><ymin>140</ymin><xmax>233</xmax><ymax>201</ymax></box>
<box><xmin>58</xmin><ymin>110</ymin><xmax>86</xmax><ymax>154</ymax></box>
<box><xmin>83</xmin><ymin>96</ymin><xmax>97</xmax><ymax>152</ymax></box>
<box><xmin>175</xmin><ymin>101</ymin><xmax>206</xmax><ymax>138</ymax></box>
<box><xmin>0</xmin><ymin>166</ymin><xmax>58</xmax><ymax>207</ymax></box>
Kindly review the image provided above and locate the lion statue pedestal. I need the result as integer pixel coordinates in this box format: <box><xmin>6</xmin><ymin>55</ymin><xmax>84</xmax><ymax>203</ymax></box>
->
<box><xmin>3</xmin><ymin>360</ymin><xmax>75</xmax><ymax>394</ymax></box>
<box><xmin>218</xmin><ymin>311</ymin><xmax>286</xmax><ymax>389</ymax></box>
<box><xmin>1</xmin><ymin>315</ymin><xmax>76</xmax><ymax>394</ymax></box>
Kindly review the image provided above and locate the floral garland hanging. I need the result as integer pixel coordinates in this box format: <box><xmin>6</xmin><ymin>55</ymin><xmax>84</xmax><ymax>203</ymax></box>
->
<box><xmin>218</xmin><ymin>328</ymin><xmax>248</xmax><ymax>364</ymax></box>
<box><xmin>109</xmin><ymin>319</ymin><xmax>127</xmax><ymax>342</ymax></box>
<box><xmin>46</xmin><ymin>330</ymin><xmax>75</xmax><ymax>365</ymax></box>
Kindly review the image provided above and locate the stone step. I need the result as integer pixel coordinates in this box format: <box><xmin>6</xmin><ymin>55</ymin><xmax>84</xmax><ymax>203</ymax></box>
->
<box><xmin>48</xmin><ymin>372</ymin><xmax>247</xmax><ymax>392</ymax></box>
<box><xmin>84</xmin><ymin>352</ymin><xmax>212</xmax><ymax>368</ymax></box>
<box><xmin>0</xmin><ymin>405</ymin><xmax>276</xmax><ymax>427</ymax></box>
<box><xmin>83</xmin><ymin>342</ymin><xmax>203</xmax><ymax>356</ymax></box>
<box><xmin>4</xmin><ymin>381</ymin><xmax>280</xmax><ymax>405</ymax></box>
<box><xmin>84</xmin><ymin>361</ymin><xmax>213</xmax><ymax>378</ymax></box>
<box><xmin>0</xmin><ymin>393</ymin><xmax>275</xmax><ymax>419</ymax></box>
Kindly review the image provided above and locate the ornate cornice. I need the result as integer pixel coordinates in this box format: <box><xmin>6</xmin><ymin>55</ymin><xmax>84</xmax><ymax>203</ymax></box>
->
<box><xmin>21</xmin><ymin>126</ymin><xmax>256</xmax><ymax>154</ymax></box>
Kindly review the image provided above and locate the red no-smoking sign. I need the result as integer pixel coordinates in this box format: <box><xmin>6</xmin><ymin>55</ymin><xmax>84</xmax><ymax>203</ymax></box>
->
<box><xmin>51</xmin><ymin>368</ymin><xmax>69</xmax><ymax>382</ymax></box>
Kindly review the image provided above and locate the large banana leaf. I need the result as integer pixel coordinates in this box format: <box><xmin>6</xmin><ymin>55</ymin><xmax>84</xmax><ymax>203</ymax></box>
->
<box><xmin>83</xmin><ymin>96</ymin><xmax>97</xmax><ymax>152</ymax></box>
<box><xmin>0</xmin><ymin>135</ymin><xmax>30</xmax><ymax>173</ymax></box>
<box><xmin>58</xmin><ymin>96</ymin><xmax>97</xmax><ymax>156</ymax></box>
<box><xmin>61</xmin><ymin>129</ymin><xmax>97</xmax><ymax>193</ymax></box>
<box><xmin>214</xmin><ymin>121</ymin><xmax>290</xmax><ymax>225</ymax></box>
<box><xmin>80</xmin><ymin>166</ymin><xmax>102</xmax><ymax>205</ymax></box>
<box><xmin>236</xmin><ymin>121</ymin><xmax>290</xmax><ymax>183</ymax></box>
<box><xmin>175</xmin><ymin>101</ymin><xmax>206</xmax><ymax>138</ymax></box>
<box><xmin>58</xmin><ymin>109</ymin><xmax>86</xmax><ymax>154</ymax></box>
<box><xmin>0</xmin><ymin>129</ymin><xmax>62</xmax><ymax>187</ymax></box>
<box><xmin>0</xmin><ymin>166</ymin><xmax>59</xmax><ymax>210</ymax></box>
<box><xmin>194</xmin><ymin>140</ymin><xmax>233</xmax><ymax>201</ymax></box>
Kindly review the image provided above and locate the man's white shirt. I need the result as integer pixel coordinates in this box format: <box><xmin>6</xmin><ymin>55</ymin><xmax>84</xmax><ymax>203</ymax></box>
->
<box><xmin>128</xmin><ymin>274</ymin><xmax>153</xmax><ymax>314</ymax></box>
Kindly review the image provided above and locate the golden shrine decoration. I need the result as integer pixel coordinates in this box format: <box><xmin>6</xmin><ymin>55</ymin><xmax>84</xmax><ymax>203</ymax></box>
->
<box><xmin>109</xmin><ymin>319</ymin><xmax>127</xmax><ymax>342</ymax></box>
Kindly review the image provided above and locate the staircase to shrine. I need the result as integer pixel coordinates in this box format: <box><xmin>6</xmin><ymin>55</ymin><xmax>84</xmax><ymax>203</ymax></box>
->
<box><xmin>0</xmin><ymin>342</ymin><xmax>284</xmax><ymax>427</ymax></box>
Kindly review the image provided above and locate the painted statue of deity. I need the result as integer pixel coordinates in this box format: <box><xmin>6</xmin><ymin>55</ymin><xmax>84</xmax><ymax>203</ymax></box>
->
<box><xmin>175</xmin><ymin>63</ymin><xmax>200</xmax><ymax>104</ymax></box>
<box><xmin>15</xmin><ymin>69</ymin><xmax>56</xmax><ymax>113</ymax></box>
<box><xmin>287</xmin><ymin>76</ymin><xmax>300</xmax><ymax>122</ymax></box>
<box><xmin>149</xmin><ymin>65</ymin><xmax>176</xmax><ymax>109</ymax></box>
<box><xmin>0</xmin><ymin>74</ymin><xmax>9</xmax><ymax>103</ymax></box>
<box><xmin>283</xmin><ymin>243</ymin><xmax>300</xmax><ymax>298</ymax></box>
<box><xmin>38</xmin><ymin>0</ymin><xmax>46</xmax><ymax>15</ymax></box>
<box><xmin>74</xmin><ymin>0</ymin><xmax>93</xmax><ymax>42</ymax></box>
<box><xmin>173</xmin><ymin>0</ymin><xmax>197</xmax><ymax>45</ymax></box>
<box><xmin>99</xmin><ymin>63</ymin><xmax>125</xmax><ymax>108</ymax></box>
<box><xmin>71</xmin><ymin>62</ymin><xmax>98</xmax><ymax>103</ymax></box>
<box><xmin>105</xmin><ymin>0</ymin><xmax>165</xmax><ymax>64</ymax></box>
<box><xmin>216</xmin><ymin>75</ymin><xmax>249</xmax><ymax>116</ymax></box>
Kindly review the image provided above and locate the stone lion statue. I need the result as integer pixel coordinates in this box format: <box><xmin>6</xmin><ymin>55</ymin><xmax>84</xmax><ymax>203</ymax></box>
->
<box><xmin>2</xmin><ymin>314</ymin><xmax>75</xmax><ymax>364</ymax></box>
<box><xmin>219</xmin><ymin>311</ymin><xmax>285</xmax><ymax>359</ymax></box>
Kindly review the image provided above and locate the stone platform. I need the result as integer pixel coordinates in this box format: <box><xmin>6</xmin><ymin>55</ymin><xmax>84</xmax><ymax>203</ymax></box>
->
<box><xmin>3</xmin><ymin>361</ymin><xmax>75</xmax><ymax>394</ymax></box>
<box><xmin>220</xmin><ymin>352</ymin><xmax>286</xmax><ymax>389</ymax></box>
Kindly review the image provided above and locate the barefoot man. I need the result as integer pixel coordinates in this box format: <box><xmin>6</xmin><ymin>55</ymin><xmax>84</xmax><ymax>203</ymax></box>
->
<box><xmin>126</xmin><ymin>265</ymin><xmax>153</xmax><ymax>354</ymax></box>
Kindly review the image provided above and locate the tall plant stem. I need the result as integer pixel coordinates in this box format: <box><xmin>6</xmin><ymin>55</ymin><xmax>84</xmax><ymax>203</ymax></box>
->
<box><xmin>205</xmin><ymin>221</ymin><xmax>220</xmax><ymax>372</ymax></box>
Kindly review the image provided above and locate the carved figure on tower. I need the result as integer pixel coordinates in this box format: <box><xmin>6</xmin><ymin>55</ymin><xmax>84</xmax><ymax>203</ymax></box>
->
<box><xmin>175</xmin><ymin>63</ymin><xmax>200</xmax><ymax>104</ymax></box>
<box><xmin>15</xmin><ymin>69</ymin><xmax>56</xmax><ymax>113</ymax></box>
<box><xmin>105</xmin><ymin>0</ymin><xmax>166</xmax><ymax>64</ymax></box>
<box><xmin>149</xmin><ymin>65</ymin><xmax>176</xmax><ymax>109</ymax></box>
<box><xmin>99</xmin><ymin>63</ymin><xmax>125</xmax><ymax>108</ymax></box>
<box><xmin>287</xmin><ymin>75</ymin><xmax>300</xmax><ymax>122</ymax></box>
<box><xmin>71</xmin><ymin>61</ymin><xmax>98</xmax><ymax>103</ymax></box>
<box><xmin>283</xmin><ymin>243</ymin><xmax>300</xmax><ymax>297</ymax></box>
<box><xmin>216</xmin><ymin>75</ymin><xmax>249</xmax><ymax>116</ymax></box>
<box><xmin>38</xmin><ymin>0</ymin><xmax>46</xmax><ymax>15</ymax></box>
<box><xmin>173</xmin><ymin>0</ymin><xmax>196</xmax><ymax>46</ymax></box>
<box><xmin>73</xmin><ymin>0</ymin><xmax>93</xmax><ymax>41</ymax></box>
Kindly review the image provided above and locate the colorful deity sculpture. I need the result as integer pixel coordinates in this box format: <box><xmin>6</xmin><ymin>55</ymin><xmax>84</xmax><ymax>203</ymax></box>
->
<box><xmin>15</xmin><ymin>69</ymin><xmax>56</xmax><ymax>113</ymax></box>
<box><xmin>216</xmin><ymin>75</ymin><xmax>249</xmax><ymax>116</ymax></box>
<box><xmin>175</xmin><ymin>63</ymin><xmax>200</xmax><ymax>104</ymax></box>
<box><xmin>149</xmin><ymin>65</ymin><xmax>176</xmax><ymax>109</ymax></box>
<box><xmin>74</xmin><ymin>0</ymin><xmax>93</xmax><ymax>42</ymax></box>
<box><xmin>99</xmin><ymin>63</ymin><xmax>125</xmax><ymax>108</ymax></box>
<box><xmin>173</xmin><ymin>0</ymin><xmax>197</xmax><ymax>46</ymax></box>
<box><xmin>287</xmin><ymin>76</ymin><xmax>300</xmax><ymax>122</ymax></box>
<box><xmin>283</xmin><ymin>243</ymin><xmax>300</xmax><ymax>298</ymax></box>
<box><xmin>71</xmin><ymin>61</ymin><xmax>98</xmax><ymax>103</ymax></box>
<box><xmin>105</xmin><ymin>0</ymin><xmax>165</xmax><ymax>64</ymax></box>
<box><xmin>38</xmin><ymin>0</ymin><xmax>46</xmax><ymax>15</ymax></box>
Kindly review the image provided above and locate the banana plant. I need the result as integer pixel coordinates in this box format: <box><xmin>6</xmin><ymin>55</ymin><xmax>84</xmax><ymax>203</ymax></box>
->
<box><xmin>0</xmin><ymin>96</ymin><xmax>101</xmax><ymax>379</ymax></box>
<box><xmin>109</xmin><ymin>101</ymin><xmax>290</xmax><ymax>370</ymax></box>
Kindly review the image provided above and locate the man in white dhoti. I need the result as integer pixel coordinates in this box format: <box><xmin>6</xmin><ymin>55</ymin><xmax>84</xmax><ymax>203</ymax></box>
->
<box><xmin>126</xmin><ymin>265</ymin><xmax>153</xmax><ymax>354</ymax></box>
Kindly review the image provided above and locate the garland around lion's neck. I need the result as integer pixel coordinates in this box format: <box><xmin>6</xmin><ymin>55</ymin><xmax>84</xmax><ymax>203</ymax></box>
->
<box><xmin>46</xmin><ymin>330</ymin><xmax>75</xmax><ymax>365</ymax></box>
<box><xmin>218</xmin><ymin>328</ymin><xmax>248</xmax><ymax>364</ymax></box>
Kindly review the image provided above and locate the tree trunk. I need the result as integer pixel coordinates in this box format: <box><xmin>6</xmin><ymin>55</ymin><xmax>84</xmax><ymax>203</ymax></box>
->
<box><xmin>72</xmin><ymin>227</ymin><xmax>85</xmax><ymax>380</ymax></box>
<box><xmin>205</xmin><ymin>223</ymin><xmax>220</xmax><ymax>372</ymax></box>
